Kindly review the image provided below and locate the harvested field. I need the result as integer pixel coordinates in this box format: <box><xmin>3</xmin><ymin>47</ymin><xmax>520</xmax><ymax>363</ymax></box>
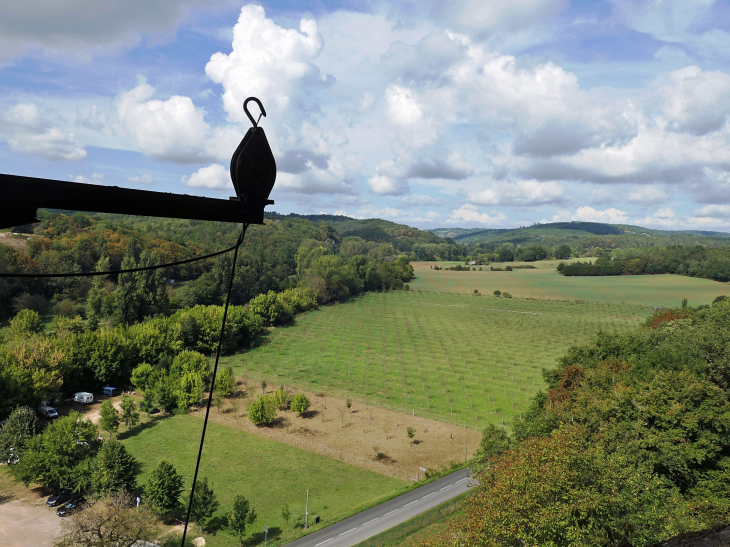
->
<box><xmin>410</xmin><ymin>261</ymin><xmax>730</xmax><ymax>308</ymax></box>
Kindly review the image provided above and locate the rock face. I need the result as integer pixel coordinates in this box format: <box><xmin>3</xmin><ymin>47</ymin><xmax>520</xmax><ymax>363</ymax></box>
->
<box><xmin>651</xmin><ymin>526</ymin><xmax>730</xmax><ymax>547</ymax></box>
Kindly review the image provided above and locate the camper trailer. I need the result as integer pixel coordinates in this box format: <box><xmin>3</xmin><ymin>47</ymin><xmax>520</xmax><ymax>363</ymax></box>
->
<box><xmin>74</xmin><ymin>392</ymin><xmax>94</xmax><ymax>405</ymax></box>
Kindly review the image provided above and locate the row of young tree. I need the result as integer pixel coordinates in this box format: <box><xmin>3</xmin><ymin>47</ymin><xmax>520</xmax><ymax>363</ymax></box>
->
<box><xmin>433</xmin><ymin>299</ymin><xmax>730</xmax><ymax>547</ymax></box>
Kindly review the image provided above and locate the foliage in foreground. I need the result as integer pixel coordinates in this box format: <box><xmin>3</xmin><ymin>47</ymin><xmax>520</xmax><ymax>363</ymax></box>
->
<box><xmin>428</xmin><ymin>302</ymin><xmax>730</xmax><ymax>547</ymax></box>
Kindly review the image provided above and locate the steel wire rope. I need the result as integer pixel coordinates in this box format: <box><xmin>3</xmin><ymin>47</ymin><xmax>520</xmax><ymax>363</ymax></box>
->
<box><xmin>0</xmin><ymin>223</ymin><xmax>249</xmax><ymax>547</ymax></box>
<box><xmin>0</xmin><ymin>241</ymin><xmax>241</xmax><ymax>278</ymax></box>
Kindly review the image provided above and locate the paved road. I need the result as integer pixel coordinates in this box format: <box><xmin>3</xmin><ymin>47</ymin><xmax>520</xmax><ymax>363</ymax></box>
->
<box><xmin>284</xmin><ymin>469</ymin><xmax>470</xmax><ymax>547</ymax></box>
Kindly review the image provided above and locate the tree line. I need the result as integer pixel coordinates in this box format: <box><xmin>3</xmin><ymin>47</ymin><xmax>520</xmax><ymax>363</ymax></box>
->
<box><xmin>557</xmin><ymin>244</ymin><xmax>730</xmax><ymax>282</ymax></box>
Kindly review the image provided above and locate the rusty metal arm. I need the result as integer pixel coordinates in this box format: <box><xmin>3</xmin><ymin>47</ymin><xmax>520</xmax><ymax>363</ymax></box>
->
<box><xmin>0</xmin><ymin>173</ymin><xmax>274</xmax><ymax>228</ymax></box>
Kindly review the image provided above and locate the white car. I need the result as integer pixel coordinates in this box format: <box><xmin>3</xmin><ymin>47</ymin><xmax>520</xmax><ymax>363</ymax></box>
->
<box><xmin>39</xmin><ymin>406</ymin><xmax>58</xmax><ymax>419</ymax></box>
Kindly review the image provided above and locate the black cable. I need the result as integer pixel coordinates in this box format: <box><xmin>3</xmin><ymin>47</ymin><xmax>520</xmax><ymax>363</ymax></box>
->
<box><xmin>0</xmin><ymin>242</ymin><xmax>239</xmax><ymax>278</ymax></box>
<box><xmin>180</xmin><ymin>224</ymin><xmax>247</xmax><ymax>547</ymax></box>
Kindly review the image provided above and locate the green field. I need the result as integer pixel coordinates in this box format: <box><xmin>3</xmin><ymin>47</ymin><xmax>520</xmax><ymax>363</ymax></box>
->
<box><xmin>412</xmin><ymin>261</ymin><xmax>730</xmax><ymax>308</ymax></box>
<box><xmin>121</xmin><ymin>414</ymin><xmax>408</xmax><ymax>547</ymax></box>
<box><xmin>224</xmin><ymin>291</ymin><xmax>650</xmax><ymax>429</ymax></box>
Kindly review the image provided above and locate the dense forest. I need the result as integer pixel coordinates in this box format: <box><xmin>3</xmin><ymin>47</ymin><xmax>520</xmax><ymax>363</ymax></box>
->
<box><xmin>0</xmin><ymin>211</ymin><xmax>437</xmax><ymax>322</ymax></box>
<box><xmin>429</xmin><ymin>300</ymin><xmax>730</xmax><ymax>547</ymax></box>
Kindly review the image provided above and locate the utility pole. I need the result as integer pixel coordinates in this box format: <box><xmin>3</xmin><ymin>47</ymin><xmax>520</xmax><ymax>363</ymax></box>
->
<box><xmin>305</xmin><ymin>490</ymin><xmax>309</xmax><ymax>529</ymax></box>
<box><xmin>265</xmin><ymin>525</ymin><xmax>268</xmax><ymax>547</ymax></box>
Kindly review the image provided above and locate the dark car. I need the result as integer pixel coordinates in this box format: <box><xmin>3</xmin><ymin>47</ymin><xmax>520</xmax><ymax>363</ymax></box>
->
<box><xmin>57</xmin><ymin>496</ymin><xmax>85</xmax><ymax>517</ymax></box>
<box><xmin>46</xmin><ymin>489</ymin><xmax>73</xmax><ymax>507</ymax></box>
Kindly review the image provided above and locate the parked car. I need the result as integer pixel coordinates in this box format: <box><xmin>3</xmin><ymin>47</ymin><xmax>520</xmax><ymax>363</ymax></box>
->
<box><xmin>74</xmin><ymin>392</ymin><xmax>94</xmax><ymax>404</ymax></box>
<box><xmin>102</xmin><ymin>387</ymin><xmax>117</xmax><ymax>397</ymax></box>
<box><xmin>39</xmin><ymin>406</ymin><xmax>59</xmax><ymax>419</ymax></box>
<box><xmin>47</xmin><ymin>489</ymin><xmax>74</xmax><ymax>507</ymax></box>
<box><xmin>57</xmin><ymin>495</ymin><xmax>85</xmax><ymax>517</ymax></box>
<box><xmin>7</xmin><ymin>447</ymin><xmax>18</xmax><ymax>465</ymax></box>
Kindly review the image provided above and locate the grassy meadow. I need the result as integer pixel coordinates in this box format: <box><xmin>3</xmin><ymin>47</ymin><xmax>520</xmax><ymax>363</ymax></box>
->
<box><xmin>121</xmin><ymin>413</ymin><xmax>408</xmax><ymax>547</ymax></box>
<box><xmin>224</xmin><ymin>291</ymin><xmax>650</xmax><ymax>429</ymax></box>
<box><xmin>409</xmin><ymin>261</ymin><xmax>730</xmax><ymax>308</ymax></box>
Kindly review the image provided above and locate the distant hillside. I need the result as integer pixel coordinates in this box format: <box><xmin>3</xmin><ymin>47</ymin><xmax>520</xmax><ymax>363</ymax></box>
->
<box><xmin>428</xmin><ymin>221</ymin><xmax>730</xmax><ymax>250</ymax></box>
<box><xmin>268</xmin><ymin>212</ymin><xmax>447</xmax><ymax>246</ymax></box>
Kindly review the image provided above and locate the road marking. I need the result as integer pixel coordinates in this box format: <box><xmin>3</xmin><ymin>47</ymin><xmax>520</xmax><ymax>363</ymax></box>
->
<box><xmin>362</xmin><ymin>519</ymin><xmax>378</xmax><ymax>526</ymax></box>
<box><xmin>340</xmin><ymin>528</ymin><xmax>357</xmax><ymax>536</ymax></box>
<box><xmin>315</xmin><ymin>539</ymin><xmax>333</xmax><ymax>546</ymax></box>
<box><xmin>439</xmin><ymin>485</ymin><xmax>451</xmax><ymax>490</ymax></box>
<box><xmin>422</xmin><ymin>492</ymin><xmax>436</xmax><ymax>498</ymax></box>
<box><xmin>403</xmin><ymin>500</ymin><xmax>418</xmax><ymax>507</ymax></box>
<box><xmin>384</xmin><ymin>509</ymin><xmax>398</xmax><ymax>516</ymax></box>
<box><xmin>456</xmin><ymin>478</ymin><xmax>467</xmax><ymax>483</ymax></box>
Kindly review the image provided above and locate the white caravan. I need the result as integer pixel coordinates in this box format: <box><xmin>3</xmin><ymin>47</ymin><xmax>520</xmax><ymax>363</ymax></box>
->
<box><xmin>74</xmin><ymin>392</ymin><xmax>94</xmax><ymax>404</ymax></box>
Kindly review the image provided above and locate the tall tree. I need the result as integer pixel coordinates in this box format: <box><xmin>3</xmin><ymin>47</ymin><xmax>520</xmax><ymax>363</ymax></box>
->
<box><xmin>17</xmin><ymin>411</ymin><xmax>99</xmax><ymax>491</ymax></box>
<box><xmin>188</xmin><ymin>476</ymin><xmax>219</xmax><ymax>530</ymax></box>
<box><xmin>99</xmin><ymin>400</ymin><xmax>120</xmax><ymax>437</ymax></box>
<box><xmin>85</xmin><ymin>255</ymin><xmax>109</xmax><ymax>331</ymax></box>
<box><xmin>0</xmin><ymin>405</ymin><xmax>42</xmax><ymax>462</ymax></box>
<box><xmin>119</xmin><ymin>395</ymin><xmax>139</xmax><ymax>429</ymax></box>
<box><xmin>145</xmin><ymin>459</ymin><xmax>184</xmax><ymax>514</ymax></box>
<box><xmin>91</xmin><ymin>439</ymin><xmax>137</xmax><ymax>497</ymax></box>
<box><xmin>227</xmin><ymin>494</ymin><xmax>257</xmax><ymax>547</ymax></box>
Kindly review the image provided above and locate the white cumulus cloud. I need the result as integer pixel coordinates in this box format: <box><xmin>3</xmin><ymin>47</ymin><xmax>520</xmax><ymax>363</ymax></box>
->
<box><xmin>450</xmin><ymin>204</ymin><xmax>507</xmax><ymax>225</ymax></box>
<box><xmin>181</xmin><ymin>164</ymin><xmax>232</xmax><ymax>191</ymax></box>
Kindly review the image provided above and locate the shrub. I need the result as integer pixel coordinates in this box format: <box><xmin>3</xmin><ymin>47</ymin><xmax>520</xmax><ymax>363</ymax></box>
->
<box><xmin>270</xmin><ymin>388</ymin><xmax>289</xmax><ymax>410</ymax></box>
<box><xmin>290</xmin><ymin>393</ymin><xmax>310</xmax><ymax>415</ymax></box>
<box><xmin>502</xmin><ymin>292</ymin><xmax>512</xmax><ymax>298</ymax></box>
<box><xmin>493</xmin><ymin>290</ymin><xmax>501</xmax><ymax>297</ymax></box>
<box><xmin>247</xmin><ymin>395</ymin><xmax>277</xmax><ymax>426</ymax></box>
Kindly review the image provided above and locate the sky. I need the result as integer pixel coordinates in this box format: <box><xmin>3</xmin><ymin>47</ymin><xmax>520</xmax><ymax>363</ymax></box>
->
<box><xmin>1</xmin><ymin>0</ymin><xmax>730</xmax><ymax>231</ymax></box>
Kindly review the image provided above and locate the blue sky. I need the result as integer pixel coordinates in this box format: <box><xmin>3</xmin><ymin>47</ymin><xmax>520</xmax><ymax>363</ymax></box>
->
<box><xmin>2</xmin><ymin>0</ymin><xmax>730</xmax><ymax>230</ymax></box>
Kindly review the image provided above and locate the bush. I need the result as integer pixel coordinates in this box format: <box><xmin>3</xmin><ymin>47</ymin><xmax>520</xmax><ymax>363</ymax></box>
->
<box><xmin>290</xmin><ymin>393</ymin><xmax>310</xmax><ymax>415</ymax></box>
<box><xmin>493</xmin><ymin>290</ymin><xmax>501</xmax><ymax>297</ymax></box>
<box><xmin>502</xmin><ymin>292</ymin><xmax>512</xmax><ymax>298</ymax></box>
<box><xmin>248</xmin><ymin>395</ymin><xmax>277</xmax><ymax>426</ymax></box>
<box><xmin>270</xmin><ymin>388</ymin><xmax>289</xmax><ymax>410</ymax></box>
<box><xmin>248</xmin><ymin>291</ymin><xmax>287</xmax><ymax>326</ymax></box>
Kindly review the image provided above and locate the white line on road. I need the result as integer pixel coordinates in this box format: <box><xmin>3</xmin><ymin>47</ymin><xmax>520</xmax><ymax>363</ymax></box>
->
<box><xmin>340</xmin><ymin>528</ymin><xmax>357</xmax><ymax>536</ymax></box>
<box><xmin>422</xmin><ymin>492</ymin><xmax>436</xmax><ymax>498</ymax></box>
<box><xmin>384</xmin><ymin>509</ymin><xmax>398</xmax><ymax>516</ymax></box>
<box><xmin>403</xmin><ymin>501</ymin><xmax>418</xmax><ymax>507</ymax></box>
<box><xmin>362</xmin><ymin>519</ymin><xmax>378</xmax><ymax>526</ymax></box>
<box><xmin>456</xmin><ymin>478</ymin><xmax>467</xmax><ymax>483</ymax></box>
<box><xmin>315</xmin><ymin>539</ymin><xmax>333</xmax><ymax>546</ymax></box>
<box><xmin>439</xmin><ymin>485</ymin><xmax>451</xmax><ymax>491</ymax></box>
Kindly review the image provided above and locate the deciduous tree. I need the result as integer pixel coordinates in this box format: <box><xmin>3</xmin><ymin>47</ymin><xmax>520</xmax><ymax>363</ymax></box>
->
<box><xmin>227</xmin><ymin>494</ymin><xmax>257</xmax><ymax>547</ymax></box>
<box><xmin>99</xmin><ymin>400</ymin><xmax>120</xmax><ymax>437</ymax></box>
<box><xmin>144</xmin><ymin>459</ymin><xmax>184</xmax><ymax>514</ymax></box>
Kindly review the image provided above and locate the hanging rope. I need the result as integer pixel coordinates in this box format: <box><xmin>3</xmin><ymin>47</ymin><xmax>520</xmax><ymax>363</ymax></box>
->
<box><xmin>180</xmin><ymin>224</ymin><xmax>246</xmax><ymax>547</ymax></box>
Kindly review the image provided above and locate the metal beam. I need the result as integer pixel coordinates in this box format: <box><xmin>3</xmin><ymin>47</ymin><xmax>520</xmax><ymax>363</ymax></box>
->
<box><xmin>0</xmin><ymin>173</ymin><xmax>274</xmax><ymax>228</ymax></box>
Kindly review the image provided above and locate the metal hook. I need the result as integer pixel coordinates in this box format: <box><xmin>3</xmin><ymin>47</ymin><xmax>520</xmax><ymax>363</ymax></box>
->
<box><xmin>243</xmin><ymin>97</ymin><xmax>266</xmax><ymax>128</ymax></box>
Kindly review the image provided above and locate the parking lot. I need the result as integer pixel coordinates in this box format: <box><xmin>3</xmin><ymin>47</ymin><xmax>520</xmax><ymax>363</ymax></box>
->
<box><xmin>0</xmin><ymin>496</ymin><xmax>61</xmax><ymax>547</ymax></box>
